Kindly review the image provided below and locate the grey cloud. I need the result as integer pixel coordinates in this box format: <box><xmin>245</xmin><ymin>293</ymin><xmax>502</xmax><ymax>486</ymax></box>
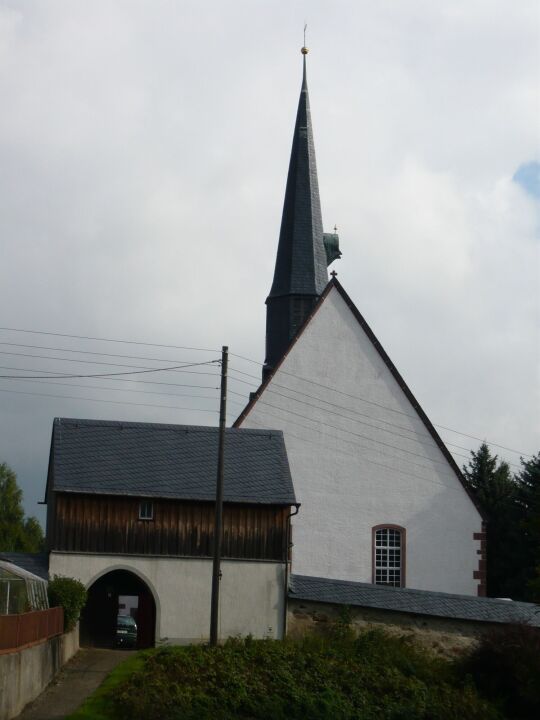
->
<box><xmin>0</xmin><ymin>0</ymin><xmax>538</xmax><ymax>524</ymax></box>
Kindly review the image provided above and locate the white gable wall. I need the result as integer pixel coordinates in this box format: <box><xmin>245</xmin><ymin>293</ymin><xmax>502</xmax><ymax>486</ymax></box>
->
<box><xmin>239</xmin><ymin>286</ymin><xmax>482</xmax><ymax>596</ymax></box>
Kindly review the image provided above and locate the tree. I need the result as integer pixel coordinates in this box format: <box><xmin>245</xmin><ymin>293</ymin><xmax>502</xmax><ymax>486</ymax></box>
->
<box><xmin>0</xmin><ymin>462</ymin><xmax>44</xmax><ymax>552</ymax></box>
<box><xmin>515</xmin><ymin>453</ymin><xmax>540</xmax><ymax>601</ymax></box>
<box><xmin>463</xmin><ymin>443</ymin><xmax>521</xmax><ymax>598</ymax></box>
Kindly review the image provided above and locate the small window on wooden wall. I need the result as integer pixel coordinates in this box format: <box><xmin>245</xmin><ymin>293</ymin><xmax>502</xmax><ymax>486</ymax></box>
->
<box><xmin>139</xmin><ymin>500</ymin><xmax>154</xmax><ymax>520</ymax></box>
<box><xmin>372</xmin><ymin>525</ymin><xmax>405</xmax><ymax>588</ymax></box>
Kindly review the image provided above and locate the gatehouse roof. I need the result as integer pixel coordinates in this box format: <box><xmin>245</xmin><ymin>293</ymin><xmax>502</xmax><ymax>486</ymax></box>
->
<box><xmin>47</xmin><ymin>418</ymin><xmax>296</xmax><ymax>506</ymax></box>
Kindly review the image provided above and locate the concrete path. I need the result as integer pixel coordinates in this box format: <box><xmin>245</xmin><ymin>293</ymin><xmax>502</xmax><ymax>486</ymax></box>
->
<box><xmin>16</xmin><ymin>648</ymin><xmax>131</xmax><ymax>720</ymax></box>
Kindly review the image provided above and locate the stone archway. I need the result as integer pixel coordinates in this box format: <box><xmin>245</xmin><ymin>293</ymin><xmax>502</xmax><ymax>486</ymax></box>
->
<box><xmin>80</xmin><ymin>569</ymin><xmax>156</xmax><ymax>648</ymax></box>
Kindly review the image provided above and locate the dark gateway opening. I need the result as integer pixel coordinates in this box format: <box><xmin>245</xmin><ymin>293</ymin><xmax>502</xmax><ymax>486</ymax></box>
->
<box><xmin>80</xmin><ymin>569</ymin><xmax>156</xmax><ymax>649</ymax></box>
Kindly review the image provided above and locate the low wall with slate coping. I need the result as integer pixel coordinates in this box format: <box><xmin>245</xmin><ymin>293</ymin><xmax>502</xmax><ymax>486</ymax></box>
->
<box><xmin>0</xmin><ymin>624</ymin><xmax>79</xmax><ymax>720</ymax></box>
<box><xmin>287</xmin><ymin>599</ymin><xmax>501</xmax><ymax>657</ymax></box>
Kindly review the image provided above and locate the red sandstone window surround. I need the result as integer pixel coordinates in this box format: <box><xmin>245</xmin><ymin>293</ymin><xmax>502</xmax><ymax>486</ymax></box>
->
<box><xmin>372</xmin><ymin>525</ymin><xmax>406</xmax><ymax>588</ymax></box>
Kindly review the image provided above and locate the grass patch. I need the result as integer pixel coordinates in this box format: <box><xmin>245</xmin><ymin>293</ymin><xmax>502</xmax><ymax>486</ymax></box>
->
<box><xmin>74</xmin><ymin>630</ymin><xmax>502</xmax><ymax>720</ymax></box>
<box><xmin>65</xmin><ymin>651</ymin><xmax>147</xmax><ymax>720</ymax></box>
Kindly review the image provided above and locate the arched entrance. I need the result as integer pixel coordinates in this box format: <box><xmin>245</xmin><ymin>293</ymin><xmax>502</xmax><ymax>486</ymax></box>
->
<box><xmin>81</xmin><ymin>569</ymin><xmax>156</xmax><ymax>649</ymax></box>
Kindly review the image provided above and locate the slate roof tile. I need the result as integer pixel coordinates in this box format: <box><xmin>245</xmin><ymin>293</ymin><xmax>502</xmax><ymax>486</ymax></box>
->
<box><xmin>50</xmin><ymin>418</ymin><xmax>296</xmax><ymax>505</ymax></box>
<box><xmin>268</xmin><ymin>56</ymin><xmax>328</xmax><ymax>300</ymax></box>
<box><xmin>289</xmin><ymin>574</ymin><xmax>540</xmax><ymax>627</ymax></box>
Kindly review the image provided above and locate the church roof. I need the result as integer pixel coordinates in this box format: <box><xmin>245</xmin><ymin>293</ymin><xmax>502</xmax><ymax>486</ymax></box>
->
<box><xmin>268</xmin><ymin>54</ymin><xmax>328</xmax><ymax>299</ymax></box>
<box><xmin>289</xmin><ymin>574</ymin><xmax>540</xmax><ymax>627</ymax></box>
<box><xmin>47</xmin><ymin>418</ymin><xmax>296</xmax><ymax>506</ymax></box>
<box><xmin>235</xmin><ymin>277</ymin><xmax>484</xmax><ymax>518</ymax></box>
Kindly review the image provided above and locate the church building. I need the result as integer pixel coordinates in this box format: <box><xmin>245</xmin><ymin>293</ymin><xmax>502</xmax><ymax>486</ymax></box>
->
<box><xmin>37</xmin><ymin>47</ymin><xmax>498</xmax><ymax>653</ymax></box>
<box><xmin>235</xmin><ymin>48</ymin><xmax>486</xmax><ymax>597</ymax></box>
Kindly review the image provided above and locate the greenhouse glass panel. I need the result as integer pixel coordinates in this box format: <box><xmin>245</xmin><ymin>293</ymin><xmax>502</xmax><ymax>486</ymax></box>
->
<box><xmin>0</xmin><ymin>561</ymin><xmax>49</xmax><ymax>614</ymax></box>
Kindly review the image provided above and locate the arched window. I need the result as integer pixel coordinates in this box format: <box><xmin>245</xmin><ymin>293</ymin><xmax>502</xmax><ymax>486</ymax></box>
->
<box><xmin>372</xmin><ymin>525</ymin><xmax>406</xmax><ymax>588</ymax></box>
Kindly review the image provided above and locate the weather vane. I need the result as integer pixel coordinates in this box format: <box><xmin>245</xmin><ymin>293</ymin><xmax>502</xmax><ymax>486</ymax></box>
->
<box><xmin>302</xmin><ymin>23</ymin><xmax>308</xmax><ymax>55</ymax></box>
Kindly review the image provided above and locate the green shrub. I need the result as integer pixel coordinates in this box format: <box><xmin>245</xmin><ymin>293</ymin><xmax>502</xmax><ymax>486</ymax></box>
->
<box><xmin>461</xmin><ymin>623</ymin><xmax>540</xmax><ymax>719</ymax></box>
<box><xmin>330</xmin><ymin>604</ymin><xmax>354</xmax><ymax>641</ymax></box>
<box><xmin>105</xmin><ymin>631</ymin><xmax>500</xmax><ymax>720</ymax></box>
<box><xmin>47</xmin><ymin>575</ymin><xmax>87</xmax><ymax>631</ymax></box>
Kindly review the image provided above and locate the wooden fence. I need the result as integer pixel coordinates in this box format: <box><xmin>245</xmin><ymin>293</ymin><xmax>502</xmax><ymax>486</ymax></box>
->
<box><xmin>0</xmin><ymin>607</ymin><xmax>64</xmax><ymax>653</ymax></box>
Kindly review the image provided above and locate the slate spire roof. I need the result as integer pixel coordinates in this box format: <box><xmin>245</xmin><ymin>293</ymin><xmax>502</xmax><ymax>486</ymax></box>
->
<box><xmin>268</xmin><ymin>53</ymin><xmax>328</xmax><ymax>299</ymax></box>
<box><xmin>264</xmin><ymin>51</ymin><xmax>339</xmax><ymax>377</ymax></box>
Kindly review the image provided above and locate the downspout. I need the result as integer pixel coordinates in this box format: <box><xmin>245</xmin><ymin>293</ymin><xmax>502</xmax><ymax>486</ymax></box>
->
<box><xmin>282</xmin><ymin>503</ymin><xmax>300</xmax><ymax>639</ymax></box>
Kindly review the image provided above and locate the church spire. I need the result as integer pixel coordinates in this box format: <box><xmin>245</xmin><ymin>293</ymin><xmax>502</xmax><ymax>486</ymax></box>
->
<box><xmin>263</xmin><ymin>47</ymin><xmax>340</xmax><ymax>378</ymax></box>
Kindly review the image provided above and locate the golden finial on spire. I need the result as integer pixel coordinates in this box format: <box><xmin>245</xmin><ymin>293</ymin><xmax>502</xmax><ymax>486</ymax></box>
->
<box><xmin>301</xmin><ymin>23</ymin><xmax>309</xmax><ymax>54</ymax></box>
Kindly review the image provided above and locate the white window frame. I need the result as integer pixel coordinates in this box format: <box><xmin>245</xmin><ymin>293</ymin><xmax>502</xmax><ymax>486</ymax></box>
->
<box><xmin>139</xmin><ymin>500</ymin><xmax>154</xmax><ymax>521</ymax></box>
<box><xmin>373</xmin><ymin>525</ymin><xmax>405</xmax><ymax>588</ymax></box>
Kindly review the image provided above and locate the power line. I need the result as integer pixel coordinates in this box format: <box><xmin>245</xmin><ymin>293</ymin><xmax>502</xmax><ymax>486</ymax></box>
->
<box><xmin>231</xmin><ymin>387</ymin><xmax>431</xmax><ymax>443</ymax></box>
<box><xmin>433</xmin><ymin>424</ymin><xmax>531</xmax><ymax>456</ymax></box>
<box><xmin>243</xmin><ymin>416</ymin><xmax>469</xmax><ymax>498</ymax></box>
<box><xmin>229</xmin><ymin>352</ymin><xmax>261</xmax><ymax>366</ymax></box>
<box><xmin>0</xmin><ymin>341</ymin><xmax>217</xmax><ymax>366</ymax></box>
<box><xmin>228</xmin><ymin>396</ymin><xmax>524</xmax><ymax>481</ymax></box>
<box><xmin>2</xmin><ymin>361</ymin><xmax>522</xmax><ymax>472</ymax></box>
<box><xmin>3</xmin><ymin>377</ymin><xmax>219</xmax><ymax>401</ymax></box>
<box><xmin>232</xmin><ymin>395</ymin><xmax>454</xmax><ymax>470</ymax></box>
<box><xmin>228</xmin><ymin>391</ymin><xmax>523</xmax><ymax>473</ymax></box>
<box><xmin>226</xmin><ymin>396</ymin><xmax>453</xmax><ymax>479</ymax></box>
<box><xmin>1</xmin><ymin>327</ymin><xmax>531</xmax><ymax>458</ymax></box>
<box><xmin>0</xmin><ymin>327</ymin><xmax>217</xmax><ymax>353</ymax></box>
<box><xmin>0</xmin><ymin>360</ymin><xmax>220</xmax><ymax>380</ymax></box>
<box><xmin>227</xmin><ymin>367</ymin><xmax>533</xmax><ymax>458</ymax></box>
<box><xmin>0</xmin><ymin>387</ymin><xmax>219</xmax><ymax>413</ymax></box>
<box><xmin>1</xmin><ymin>349</ymin><xmax>470</xmax><ymax>474</ymax></box>
<box><xmin>0</xmin><ymin>349</ymin><xmax>219</xmax><ymax>373</ymax></box>
<box><xmin>0</xmin><ymin>364</ymin><xmax>219</xmax><ymax>390</ymax></box>
<box><xmin>229</xmin><ymin>388</ymin><xmax>428</xmax><ymax>446</ymax></box>
<box><xmin>233</xmin><ymin>402</ymin><xmax>470</xmax><ymax>494</ymax></box>
<box><xmin>227</xmin><ymin>386</ymin><xmax>518</xmax><ymax>465</ymax></box>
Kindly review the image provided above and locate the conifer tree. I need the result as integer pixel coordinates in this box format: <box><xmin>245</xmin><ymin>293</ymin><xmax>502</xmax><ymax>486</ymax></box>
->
<box><xmin>463</xmin><ymin>444</ymin><xmax>520</xmax><ymax>598</ymax></box>
<box><xmin>515</xmin><ymin>453</ymin><xmax>540</xmax><ymax>601</ymax></box>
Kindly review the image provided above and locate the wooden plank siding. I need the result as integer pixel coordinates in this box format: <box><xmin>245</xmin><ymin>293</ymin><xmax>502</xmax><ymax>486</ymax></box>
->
<box><xmin>51</xmin><ymin>493</ymin><xmax>289</xmax><ymax>561</ymax></box>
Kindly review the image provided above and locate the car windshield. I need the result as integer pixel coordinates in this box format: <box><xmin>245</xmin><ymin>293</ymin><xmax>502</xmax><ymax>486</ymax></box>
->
<box><xmin>117</xmin><ymin>615</ymin><xmax>136</xmax><ymax>627</ymax></box>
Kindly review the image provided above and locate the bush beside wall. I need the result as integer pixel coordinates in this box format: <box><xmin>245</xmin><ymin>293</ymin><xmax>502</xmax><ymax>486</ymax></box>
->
<box><xmin>47</xmin><ymin>576</ymin><xmax>87</xmax><ymax>632</ymax></box>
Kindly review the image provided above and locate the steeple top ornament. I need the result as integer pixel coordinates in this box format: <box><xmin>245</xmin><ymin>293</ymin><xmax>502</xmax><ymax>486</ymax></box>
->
<box><xmin>301</xmin><ymin>23</ymin><xmax>308</xmax><ymax>55</ymax></box>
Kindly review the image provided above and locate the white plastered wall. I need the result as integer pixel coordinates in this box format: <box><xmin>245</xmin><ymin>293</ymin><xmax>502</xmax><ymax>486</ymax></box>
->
<box><xmin>240</xmin><ymin>286</ymin><xmax>483</xmax><ymax>595</ymax></box>
<box><xmin>49</xmin><ymin>552</ymin><xmax>285</xmax><ymax>643</ymax></box>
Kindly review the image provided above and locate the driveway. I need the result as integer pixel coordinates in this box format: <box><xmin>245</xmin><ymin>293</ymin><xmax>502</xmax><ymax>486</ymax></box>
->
<box><xmin>16</xmin><ymin>648</ymin><xmax>131</xmax><ymax>720</ymax></box>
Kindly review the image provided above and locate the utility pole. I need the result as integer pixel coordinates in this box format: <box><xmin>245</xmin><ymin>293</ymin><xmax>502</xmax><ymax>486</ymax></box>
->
<box><xmin>210</xmin><ymin>345</ymin><xmax>228</xmax><ymax>645</ymax></box>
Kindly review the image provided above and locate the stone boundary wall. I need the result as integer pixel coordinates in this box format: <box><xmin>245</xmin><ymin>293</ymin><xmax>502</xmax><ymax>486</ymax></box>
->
<box><xmin>0</xmin><ymin>624</ymin><xmax>79</xmax><ymax>720</ymax></box>
<box><xmin>287</xmin><ymin>599</ymin><xmax>500</xmax><ymax>658</ymax></box>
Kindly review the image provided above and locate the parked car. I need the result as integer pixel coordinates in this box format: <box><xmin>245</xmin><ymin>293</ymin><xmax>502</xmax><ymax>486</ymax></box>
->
<box><xmin>116</xmin><ymin>614</ymin><xmax>137</xmax><ymax>648</ymax></box>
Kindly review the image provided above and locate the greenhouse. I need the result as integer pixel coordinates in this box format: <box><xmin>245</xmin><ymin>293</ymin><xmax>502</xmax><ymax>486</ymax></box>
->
<box><xmin>0</xmin><ymin>559</ymin><xmax>49</xmax><ymax>614</ymax></box>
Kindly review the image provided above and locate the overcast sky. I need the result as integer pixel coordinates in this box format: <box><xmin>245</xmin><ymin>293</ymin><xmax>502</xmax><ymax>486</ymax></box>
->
<box><xmin>1</xmin><ymin>0</ymin><xmax>539</xmax><ymax>526</ymax></box>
